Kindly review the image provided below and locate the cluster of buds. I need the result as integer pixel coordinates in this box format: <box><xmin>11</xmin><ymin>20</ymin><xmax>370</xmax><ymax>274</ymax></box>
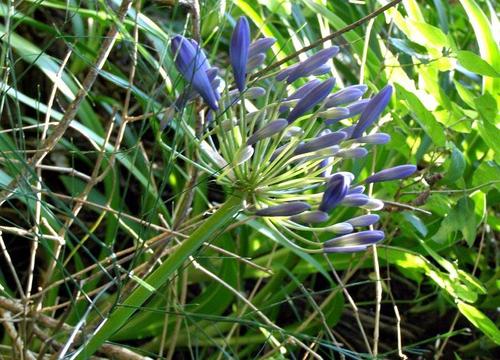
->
<box><xmin>169</xmin><ymin>17</ymin><xmax>416</xmax><ymax>254</ymax></box>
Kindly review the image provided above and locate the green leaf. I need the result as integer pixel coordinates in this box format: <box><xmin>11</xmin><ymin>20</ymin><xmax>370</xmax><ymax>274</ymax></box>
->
<box><xmin>470</xmin><ymin>190</ymin><xmax>487</xmax><ymax>224</ymax></box>
<box><xmin>457</xmin><ymin>301</ymin><xmax>500</xmax><ymax>345</ymax></box>
<box><xmin>472</xmin><ymin>161</ymin><xmax>500</xmax><ymax>191</ymax></box>
<box><xmin>442</xmin><ymin>144</ymin><xmax>466</xmax><ymax>184</ymax></box>
<box><xmin>396</xmin><ymin>85</ymin><xmax>446</xmax><ymax>147</ymax></box>
<box><xmin>433</xmin><ymin>197</ymin><xmax>476</xmax><ymax>246</ymax></box>
<box><xmin>409</xmin><ymin>21</ymin><xmax>449</xmax><ymax>49</ymax></box>
<box><xmin>474</xmin><ymin>92</ymin><xmax>498</xmax><ymax>124</ymax></box>
<box><xmin>403</xmin><ymin>213</ymin><xmax>428</xmax><ymax>237</ymax></box>
<box><xmin>458</xmin><ymin>0</ymin><xmax>500</xmax><ymax>102</ymax></box>
<box><xmin>457</xmin><ymin>50</ymin><xmax>500</xmax><ymax>77</ymax></box>
<box><xmin>74</xmin><ymin>194</ymin><xmax>244</xmax><ymax>359</ymax></box>
<box><xmin>453</xmin><ymin>80</ymin><xmax>476</xmax><ymax>108</ymax></box>
<box><xmin>473</xmin><ymin>93</ymin><xmax>500</xmax><ymax>162</ymax></box>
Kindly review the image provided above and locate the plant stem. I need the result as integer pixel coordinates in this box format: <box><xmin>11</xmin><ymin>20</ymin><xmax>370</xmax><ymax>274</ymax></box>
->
<box><xmin>74</xmin><ymin>193</ymin><xmax>244</xmax><ymax>359</ymax></box>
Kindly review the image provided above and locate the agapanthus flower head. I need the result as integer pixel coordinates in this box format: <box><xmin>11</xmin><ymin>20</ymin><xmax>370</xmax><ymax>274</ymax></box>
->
<box><xmin>167</xmin><ymin>16</ymin><xmax>417</xmax><ymax>255</ymax></box>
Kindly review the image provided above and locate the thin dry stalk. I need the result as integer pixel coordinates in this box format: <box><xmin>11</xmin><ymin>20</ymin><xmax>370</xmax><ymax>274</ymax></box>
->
<box><xmin>0</xmin><ymin>308</ymin><xmax>36</xmax><ymax>360</ymax></box>
<box><xmin>0</xmin><ymin>296</ymin><xmax>148</xmax><ymax>360</ymax></box>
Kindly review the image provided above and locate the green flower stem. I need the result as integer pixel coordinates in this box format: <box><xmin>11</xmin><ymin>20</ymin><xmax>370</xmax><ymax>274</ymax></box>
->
<box><xmin>75</xmin><ymin>193</ymin><xmax>244</xmax><ymax>359</ymax></box>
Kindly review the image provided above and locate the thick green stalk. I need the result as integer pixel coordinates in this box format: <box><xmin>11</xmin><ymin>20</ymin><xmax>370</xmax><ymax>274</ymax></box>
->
<box><xmin>75</xmin><ymin>194</ymin><xmax>244</xmax><ymax>359</ymax></box>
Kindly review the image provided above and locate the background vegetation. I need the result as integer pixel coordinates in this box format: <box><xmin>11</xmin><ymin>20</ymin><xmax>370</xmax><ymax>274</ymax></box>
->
<box><xmin>0</xmin><ymin>0</ymin><xmax>498</xmax><ymax>358</ymax></box>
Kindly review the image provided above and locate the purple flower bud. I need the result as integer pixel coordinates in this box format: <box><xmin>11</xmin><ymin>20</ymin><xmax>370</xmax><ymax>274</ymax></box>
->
<box><xmin>347</xmin><ymin>185</ymin><xmax>365</xmax><ymax>194</ymax></box>
<box><xmin>341</xmin><ymin>194</ymin><xmax>370</xmax><ymax>206</ymax></box>
<box><xmin>270</xmin><ymin>144</ymin><xmax>288</xmax><ymax>162</ymax></box>
<box><xmin>329</xmin><ymin>222</ymin><xmax>354</xmax><ymax>234</ymax></box>
<box><xmin>248</xmin><ymin>37</ymin><xmax>276</xmax><ymax>58</ymax></box>
<box><xmin>324</xmin><ymin>245</ymin><xmax>368</xmax><ymax>253</ymax></box>
<box><xmin>319</xmin><ymin>156</ymin><xmax>333</xmax><ymax>178</ymax></box>
<box><xmin>276</xmin><ymin>63</ymin><xmax>299</xmax><ymax>81</ymax></box>
<box><xmin>356</xmin><ymin>133</ymin><xmax>391</xmax><ymax>144</ymax></box>
<box><xmin>286</xmin><ymin>79</ymin><xmax>322</xmax><ymax>101</ymax></box>
<box><xmin>247</xmin><ymin>53</ymin><xmax>266</xmax><ymax>71</ymax></box>
<box><xmin>171</xmin><ymin>35</ymin><xmax>219</xmax><ymax>110</ymax></box>
<box><xmin>294</xmin><ymin>131</ymin><xmax>347</xmax><ymax>155</ymax></box>
<box><xmin>236</xmin><ymin>145</ymin><xmax>254</xmax><ymax>164</ymax></box>
<box><xmin>319</xmin><ymin>173</ymin><xmax>351</xmax><ymax>212</ymax></box>
<box><xmin>365</xmin><ymin>165</ymin><xmax>417</xmax><ymax>183</ymax></box>
<box><xmin>188</xmin><ymin>39</ymin><xmax>210</xmax><ymax>72</ymax></box>
<box><xmin>245</xmin><ymin>87</ymin><xmax>266</xmax><ymax>99</ymax></box>
<box><xmin>340</xmin><ymin>125</ymin><xmax>355</xmax><ymax>138</ymax></box>
<box><xmin>325</xmin><ymin>85</ymin><xmax>368</xmax><ymax>108</ymax></box>
<box><xmin>279</xmin><ymin>105</ymin><xmax>290</xmax><ymax>113</ymax></box>
<box><xmin>206</xmin><ymin>67</ymin><xmax>219</xmax><ymax>82</ymax></box>
<box><xmin>347</xmin><ymin>99</ymin><xmax>370</xmax><ymax>117</ymax></box>
<box><xmin>287</xmin><ymin>78</ymin><xmax>335</xmax><ymax>123</ymax></box>
<box><xmin>280</xmin><ymin>81</ymin><xmax>322</xmax><ymax>113</ymax></box>
<box><xmin>334</xmin><ymin>171</ymin><xmax>355</xmax><ymax>182</ymax></box>
<box><xmin>362</xmin><ymin>199</ymin><xmax>384</xmax><ymax>211</ymax></box>
<box><xmin>211</xmin><ymin>78</ymin><xmax>221</xmax><ymax>100</ymax></box>
<box><xmin>290</xmin><ymin>210</ymin><xmax>329</xmax><ymax>224</ymax></box>
<box><xmin>247</xmin><ymin>119</ymin><xmax>288</xmax><ymax>146</ymax></box>
<box><xmin>255</xmin><ymin>202</ymin><xmax>311</xmax><ymax>217</ymax></box>
<box><xmin>230</xmin><ymin>17</ymin><xmax>251</xmax><ymax>92</ymax></box>
<box><xmin>335</xmin><ymin>147</ymin><xmax>368</xmax><ymax>158</ymax></box>
<box><xmin>347</xmin><ymin>214</ymin><xmax>380</xmax><ymax>227</ymax></box>
<box><xmin>319</xmin><ymin>107</ymin><xmax>350</xmax><ymax>122</ymax></box>
<box><xmin>324</xmin><ymin>230</ymin><xmax>385</xmax><ymax>247</ymax></box>
<box><xmin>284</xmin><ymin>126</ymin><xmax>304</xmax><ymax>138</ymax></box>
<box><xmin>286</xmin><ymin>47</ymin><xmax>340</xmax><ymax>83</ymax></box>
<box><xmin>310</xmin><ymin>63</ymin><xmax>331</xmax><ymax>76</ymax></box>
<box><xmin>352</xmin><ymin>85</ymin><xmax>392</xmax><ymax>138</ymax></box>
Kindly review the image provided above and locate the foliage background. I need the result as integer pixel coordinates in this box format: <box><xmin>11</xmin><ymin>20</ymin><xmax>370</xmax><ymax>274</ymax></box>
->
<box><xmin>0</xmin><ymin>0</ymin><xmax>498</xmax><ymax>359</ymax></box>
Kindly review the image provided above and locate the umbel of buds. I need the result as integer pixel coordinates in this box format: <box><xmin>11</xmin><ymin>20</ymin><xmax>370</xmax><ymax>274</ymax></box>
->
<box><xmin>169</xmin><ymin>16</ymin><xmax>417</xmax><ymax>254</ymax></box>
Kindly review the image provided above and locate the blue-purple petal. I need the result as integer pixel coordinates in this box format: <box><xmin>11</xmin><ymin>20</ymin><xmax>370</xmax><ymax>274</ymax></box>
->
<box><xmin>346</xmin><ymin>214</ymin><xmax>380</xmax><ymax>227</ymax></box>
<box><xmin>286</xmin><ymin>47</ymin><xmax>339</xmax><ymax>83</ymax></box>
<box><xmin>325</xmin><ymin>85</ymin><xmax>368</xmax><ymax>108</ymax></box>
<box><xmin>230</xmin><ymin>17</ymin><xmax>251</xmax><ymax>92</ymax></box>
<box><xmin>287</xmin><ymin>78</ymin><xmax>335</xmax><ymax>123</ymax></box>
<box><xmin>248</xmin><ymin>37</ymin><xmax>276</xmax><ymax>58</ymax></box>
<box><xmin>356</xmin><ymin>133</ymin><xmax>391</xmax><ymax>144</ymax></box>
<box><xmin>289</xmin><ymin>210</ymin><xmax>329</xmax><ymax>224</ymax></box>
<box><xmin>319</xmin><ymin>173</ymin><xmax>351</xmax><ymax>212</ymax></box>
<box><xmin>171</xmin><ymin>35</ymin><xmax>219</xmax><ymax>110</ymax></box>
<box><xmin>324</xmin><ymin>230</ymin><xmax>385</xmax><ymax>247</ymax></box>
<box><xmin>246</xmin><ymin>119</ymin><xmax>288</xmax><ymax>145</ymax></box>
<box><xmin>341</xmin><ymin>194</ymin><xmax>370</xmax><ymax>206</ymax></box>
<box><xmin>365</xmin><ymin>165</ymin><xmax>417</xmax><ymax>183</ymax></box>
<box><xmin>294</xmin><ymin>131</ymin><xmax>347</xmax><ymax>155</ymax></box>
<box><xmin>352</xmin><ymin>85</ymin><xmax>392</xmax><ymax>138</ymax></box>
<box><xmin>256</xmin><ymin>202</ymin><xmax>311</xmax><ymax>216</ymax></box>
<box><xmin>247</xmin><ymin>53</ymin><xmax>266</xmax><ymax>71</ymax></box>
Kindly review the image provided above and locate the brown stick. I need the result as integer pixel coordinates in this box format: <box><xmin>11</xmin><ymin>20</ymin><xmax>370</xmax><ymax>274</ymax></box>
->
<box><xmin>0</xmin><ymin>296</ymin><xmax>149</xmax><ymax>360</ymax></box>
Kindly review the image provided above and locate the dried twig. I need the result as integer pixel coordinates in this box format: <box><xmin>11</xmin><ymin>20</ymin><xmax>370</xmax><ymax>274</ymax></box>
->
<box><xmin>0</xmin><ymin>296</ymin><xmax>150</xmax><ymax>360</ymax></box>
